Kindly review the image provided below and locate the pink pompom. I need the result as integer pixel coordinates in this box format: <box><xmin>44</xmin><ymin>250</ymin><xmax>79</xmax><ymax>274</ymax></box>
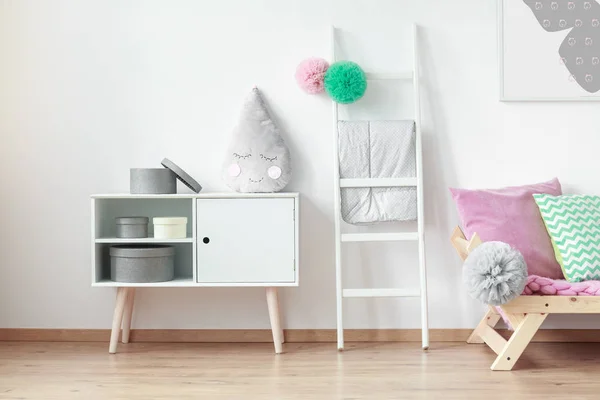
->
<box><xmin>295</xmin><ymin>57</ymin><xmax>329</xmax><ymax>94</ymax></box>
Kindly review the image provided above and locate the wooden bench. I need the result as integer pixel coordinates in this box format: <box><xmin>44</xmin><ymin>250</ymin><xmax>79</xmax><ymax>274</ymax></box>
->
<box><xmin>451</xmin><ymin>226</ymin><xmax>600</xmax><ymax>370</ymax></box>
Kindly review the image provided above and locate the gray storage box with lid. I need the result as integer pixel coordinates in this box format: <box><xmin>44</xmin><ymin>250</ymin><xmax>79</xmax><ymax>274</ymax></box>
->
<box><xmin>115</xmin><ymin>217</ymin><xmax>149</xmax><ymax>238</ymax></box>
<box><xmin>110</xmin><ymin>245</ymin><xmax>175</xmax><ymax>283</ymax></box>
<box><xmin>130</xmin><ymin>168</ymin><xmax>177</xmax><ymax>194</ymax></box>
<box><xmin>129</xmin><ymin>159</ymin><xmax>202</xmax><ymax>194</ymax></box>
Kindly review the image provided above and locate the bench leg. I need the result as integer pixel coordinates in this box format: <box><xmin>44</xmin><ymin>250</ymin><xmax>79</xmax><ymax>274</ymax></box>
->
<box><xmin>490</xmin><ymin>313</ymin><xmax>547</xmax><ymax>371</ymax></box>
<box><xmin>467</xmin><ymin>306</ymin><xmax>501</xmax><ymax>344</ymax></box>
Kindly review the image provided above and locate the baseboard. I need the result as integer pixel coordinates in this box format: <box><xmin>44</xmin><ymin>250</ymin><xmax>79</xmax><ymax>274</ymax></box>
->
<box><xmin>1</xmin><ymin>328</ymin><xmax>600</xmax><ymax>343</ymax></box>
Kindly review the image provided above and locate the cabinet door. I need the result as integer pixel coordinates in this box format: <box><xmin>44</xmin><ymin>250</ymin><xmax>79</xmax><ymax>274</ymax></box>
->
<box><xmin>196</xmin><ymin>198</ymin><xmax>296</xmax><ymax>284</ymax></box>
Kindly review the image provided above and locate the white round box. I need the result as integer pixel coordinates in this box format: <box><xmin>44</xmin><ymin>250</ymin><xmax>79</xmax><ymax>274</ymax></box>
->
<box><xmin>153</xmin><ymin>217</ymin><xmax>188</xmax><ymax>239</ymax></box>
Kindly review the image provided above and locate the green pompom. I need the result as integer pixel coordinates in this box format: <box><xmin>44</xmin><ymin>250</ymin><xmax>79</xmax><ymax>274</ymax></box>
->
<box><xmin>324</xmin><ymin>61</ymin><xmax>367</xmax><ymax>104</ymax></box>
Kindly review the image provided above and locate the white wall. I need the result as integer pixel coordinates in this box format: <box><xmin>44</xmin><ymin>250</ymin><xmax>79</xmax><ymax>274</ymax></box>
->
<box><xmin>2</xmin><ymin>0</ymin><xmax>600</xmax><ymax>330</ymax></box>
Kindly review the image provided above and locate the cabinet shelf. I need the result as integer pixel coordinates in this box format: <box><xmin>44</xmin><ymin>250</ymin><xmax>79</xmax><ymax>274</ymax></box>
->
<box><xmin>93</xmin><ymin>277</ymin><xmax>194</xmax><ymax>287</ymax></box>
<box><xmin>93</xmin><ymin>278</ymin><xmax>296</xmax><ymax>287</ymax></box>
<box><xmin>95</xmin><ymin>237</ymin><xmax>193</xmax><ymax>244</ymax></box>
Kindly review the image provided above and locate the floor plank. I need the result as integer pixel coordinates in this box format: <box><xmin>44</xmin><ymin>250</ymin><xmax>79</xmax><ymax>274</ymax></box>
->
<box><xmin>1</xmin><ymin>342</ymin><xmax>600</xmax><ymax>399</ymax></box>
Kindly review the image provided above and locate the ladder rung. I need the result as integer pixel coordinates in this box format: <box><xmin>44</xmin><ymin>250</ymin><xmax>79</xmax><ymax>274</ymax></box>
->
<box><xmin>342</xmin><ymin>232</ymin><xmax>419</xmax><ymax>242</ymax></box>
<box><xmin>341</xmin><ymin>232</ymin><xmax>419</xmax><ymax>242</ymax></box>
<box><xmin>365</xmin><ymin>72</ymin><xmax>413</xmax><ymax>80</ymax></box>
<box><xmin>343</xmin><ymin>288</ymin><xmax>421</xmax><ymax>298</ymax></box>
<box><xmin>340</xmin><ymin>178</ymin><xmax>417</xmax><ymax>188</ymax></box>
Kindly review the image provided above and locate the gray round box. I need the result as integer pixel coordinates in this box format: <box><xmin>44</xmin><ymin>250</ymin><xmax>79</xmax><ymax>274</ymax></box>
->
<box><xmin>130</xmin><ymin>168</ymin><xmax>176</xmax><ymax>194</ymax></box>
<box><xmin>115</xmin><ymin>217</ymin><xmax>149</xmax><ymax>238</ymax></box>
<box><xmin>110</xmin><ymin>245</ymin><xmax>175</xmax><ymax>283</ymax></box>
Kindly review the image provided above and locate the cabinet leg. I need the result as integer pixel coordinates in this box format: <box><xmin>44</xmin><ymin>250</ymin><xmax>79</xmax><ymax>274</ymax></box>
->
<box><xmin>122</xmin><ymin>288</ymin><xmax>136</xmax><ymax>344</ymax></box>
<box><xmin>277</xmin><ymin>293</ymin><xmax>284</xmax><ymax>344</ymax></box>
<box><xmin>109</xmin><ymin>287</ymin><xmax>128</xmax><ymax>354</ymax></box>
<box><xmin>266</xmin><ymin>287</ymin><xmax>283</xmax><ymax>354</ymax></box>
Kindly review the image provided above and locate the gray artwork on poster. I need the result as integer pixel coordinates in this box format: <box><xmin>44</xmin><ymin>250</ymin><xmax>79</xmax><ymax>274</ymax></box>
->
<box><xmin>523</xmin><ymin>0</ymin><xmax>600</xmax><ymax>93</ymax></box>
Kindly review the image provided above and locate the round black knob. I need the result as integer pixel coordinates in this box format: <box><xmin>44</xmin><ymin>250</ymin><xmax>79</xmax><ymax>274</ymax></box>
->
<box><xmin>203</xmin><ymin>237</ymin><xmax>210</xmax><ymax>244</ymax></box>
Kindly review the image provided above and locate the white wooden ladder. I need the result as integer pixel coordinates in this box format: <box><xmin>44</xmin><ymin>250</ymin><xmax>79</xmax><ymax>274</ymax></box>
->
<box><xmin>332</xmin><ymin>24</ymin><xmax>429</xmax><ymax>350</ymax></box>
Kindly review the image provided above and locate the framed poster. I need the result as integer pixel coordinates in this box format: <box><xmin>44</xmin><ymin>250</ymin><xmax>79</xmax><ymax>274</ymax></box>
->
<box><xmin>499</xmin><ymin>0</ymin><xmax>600</xmax><ymax>101</ymax></box>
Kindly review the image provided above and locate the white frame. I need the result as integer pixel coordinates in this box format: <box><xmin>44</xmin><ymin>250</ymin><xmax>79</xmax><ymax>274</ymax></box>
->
<box><xmin>498</xmin><ymin>0</ymin><xmax>600</xmax><ymax>102</ymax></box>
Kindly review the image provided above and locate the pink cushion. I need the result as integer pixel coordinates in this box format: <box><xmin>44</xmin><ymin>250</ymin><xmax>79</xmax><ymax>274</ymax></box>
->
<box><xmin>450</xmin><ymin>178</ymin><xmax>564</xmax><ymax>279</ymax></box>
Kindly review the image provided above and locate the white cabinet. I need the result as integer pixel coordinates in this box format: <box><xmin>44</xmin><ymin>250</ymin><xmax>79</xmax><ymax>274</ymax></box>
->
<box><xmin>196</xmin><ymin>198</ymin><xmax>296</xmax><ymax>284</ymax></box>
<box><xmin>91</xmin><ymin>192</ymin><xmax>299</xmax><ymax>355</ymax></box>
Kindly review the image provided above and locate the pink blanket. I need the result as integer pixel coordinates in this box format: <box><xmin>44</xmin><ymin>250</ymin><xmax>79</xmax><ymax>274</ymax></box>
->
<box><xmin>523</xmin><ymin>275</ymin><xmax>600</xmax><ymax>296</ymax></box>
<box><xmin>497</xmin><ymin>276</ymin><xmax>600</xmax><ymax>329</ymax></box>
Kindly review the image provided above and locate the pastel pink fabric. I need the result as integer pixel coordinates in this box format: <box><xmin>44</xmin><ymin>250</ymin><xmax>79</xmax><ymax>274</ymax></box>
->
<box><xmin>450</xmin><ymin>178</ymin><xmax>564</xmax><ymax>279</ymax></box>
<box><xmin>523</xmin><ymin>275</ymin><xmax>600</xmax><ymax>296</ymax></box>
<box><xmin>499</xmin><ymin>275</ymin><xmax>600</xmax><ymax>329</ymax></box>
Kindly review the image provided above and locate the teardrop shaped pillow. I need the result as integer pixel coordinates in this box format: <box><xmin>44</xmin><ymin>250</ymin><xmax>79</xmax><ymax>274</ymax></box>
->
<box><xmin>222</xmin><ymin>88</ymin><xmax>292</xmax><ymax>193</ymax></box>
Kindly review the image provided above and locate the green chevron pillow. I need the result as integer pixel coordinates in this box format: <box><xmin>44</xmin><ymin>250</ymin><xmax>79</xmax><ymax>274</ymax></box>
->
<box><xmin>533</xmin><ymin>194</ymin><xmax>600</xmax><ymax>282</ymax></box>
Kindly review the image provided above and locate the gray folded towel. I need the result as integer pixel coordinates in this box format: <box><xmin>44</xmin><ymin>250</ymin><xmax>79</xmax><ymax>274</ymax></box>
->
<box><xmin>338</xmin><ymin>120</ymin><xmax>417</xmax><ymax>224</ymax></box>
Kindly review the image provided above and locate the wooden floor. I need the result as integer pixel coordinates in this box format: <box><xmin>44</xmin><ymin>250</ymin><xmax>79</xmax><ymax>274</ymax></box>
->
<box><xmin>2</xmin><ymin>342</ymin><xmax>600</xmax><ymax>399</ymax></box>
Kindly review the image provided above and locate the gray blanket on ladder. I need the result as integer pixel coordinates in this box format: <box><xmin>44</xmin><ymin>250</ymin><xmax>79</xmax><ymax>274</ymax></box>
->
<box><xmin>338</xmin><ymin>120</ymin><xmax>417</xmax><ymax>224</ymax></box>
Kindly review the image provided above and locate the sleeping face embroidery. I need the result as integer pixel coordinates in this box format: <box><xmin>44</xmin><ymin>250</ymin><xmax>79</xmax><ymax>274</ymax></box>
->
<box><xmin>226</xmin><ymin>152</ymin><xmax>284</xmax><ymax>186</ymax></box>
